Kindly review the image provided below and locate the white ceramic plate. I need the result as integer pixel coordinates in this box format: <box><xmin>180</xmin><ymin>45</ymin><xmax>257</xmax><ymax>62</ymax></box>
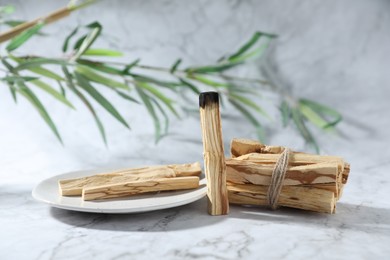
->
<box><xmin>32</xmin><ymin>169</ymin><xmax>207</xmax><ymax>214</ymax></box>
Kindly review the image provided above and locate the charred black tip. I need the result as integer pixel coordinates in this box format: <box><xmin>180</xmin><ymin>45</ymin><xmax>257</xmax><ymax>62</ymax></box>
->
<box><xmin>199</xmin><ymin>92</ymin><xmax>219</xmax><ymax>108</ymax></box>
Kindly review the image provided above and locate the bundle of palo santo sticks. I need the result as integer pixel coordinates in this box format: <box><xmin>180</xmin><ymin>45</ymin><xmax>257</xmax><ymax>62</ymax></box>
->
<box><xmin>226</xmin><ymin>139</ymin><xmax>350</xmax><ymax>214</ymax></box>
<box><xmin>59</xmin><ymin>163</ymin><xmax>202</xmax><ymax>201</ymax></box>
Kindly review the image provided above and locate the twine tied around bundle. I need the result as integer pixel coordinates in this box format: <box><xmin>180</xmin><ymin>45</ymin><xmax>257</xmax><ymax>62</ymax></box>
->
<box><xmin>266</xmin><ymin>147</ymin><xmax>291</xmax><ymax>210</ymax></box>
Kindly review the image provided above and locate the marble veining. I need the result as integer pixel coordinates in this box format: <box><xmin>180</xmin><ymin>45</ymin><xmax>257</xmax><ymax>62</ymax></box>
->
<box><xmin>1</xmin><ymin>0</ymin><xmax>390</xmax><ymax>259</ymax></box>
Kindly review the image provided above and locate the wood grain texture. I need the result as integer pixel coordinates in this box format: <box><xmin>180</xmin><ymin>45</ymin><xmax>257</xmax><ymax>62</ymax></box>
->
<box><xmin>59</xmin><ymin>162</ymin><xmax>201</xmax><ymax>196</ymax></box>
<box><xmin>231</xmin><ymin>138</ymin><xmax>285</xmax><ymax>157</ymax></box>
<box><xmin>227</xmin><ymin>160</ymin><xmax>338</xmax><ymax>186</ymax></box>
<box><xmin>83</xmin><ymin>176</ymin><xmax>200</xmax><ymax>201</ymax></box>
<box><xmin>227</xmin><ymin>182</ymin><xmax>335</xmax><ymax>214</ymax></box>
<box><xmin>199</xmin><ymin>92</ymin><xmax>229</xmax><ymax>215</ymax></box>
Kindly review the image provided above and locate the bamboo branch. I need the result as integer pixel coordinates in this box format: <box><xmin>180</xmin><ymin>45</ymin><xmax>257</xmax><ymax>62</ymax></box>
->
<box><xmin>0</xmin><ymin>1</ymin><xmax>96</xmax><ymax>44</ymax></box>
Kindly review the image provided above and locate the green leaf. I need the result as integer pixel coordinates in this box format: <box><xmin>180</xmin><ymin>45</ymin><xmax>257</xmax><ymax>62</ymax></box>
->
<box><xmin>136</xmin><ymin>81</ymin><xmax>179</xmax><ymax>118</ymax></box>
<box><xmin>72</xmin><ymin>22</ymin><xmax>102</xmax><ymax>60</ymax></box>
<box><xmin>6</xmin><ymin>22</ymin><xmax>45</xmax><ymax>52</ymax></box>
<box><xmin>229</xmin><ymin>93</ymin><xmax>270</xmax><ymax>119</ymax></box>
<box><xmin>299</xmin><ymin>99</ymin><xmax>342</xmax><ymax>128</ymax></box>
<box><xmin>9</xmin><ymin>55</ymin><xmax>64</xmax><ymax>80</ymax></box>
<box><xmin>291</xmin><ymin>108</ymin><xmax>319</xmax><ymax>153</ymax></box>
<box><xmin>131</xmin><ymin>73</ymin><xmax>180</xmax><ymax>89</ymax></box>
<box><xmin>15</xmin><ymin>58</ymin><xmax>67</xmax><ymax>70</ymax></box>
<box><xmin>229</xmin><ymin>98</ymin><xmax>265</xmax><ymax>142</ymax></box>
<box><xmin>62</xmin><ymin>26</ymin><xmax>79</xmax><ymax>52</ymax></box>
<box><xmin>62</xmin><ymin>66</ymin><xmax>107</xmax><ymax>145</ymax></box>
<box><xmin>136</xmin><ymin>87</ymin><xmax>161</xmax><ymax>142</ymax></box>
<box><xmin>4</xmin><ymin>20</ymin><xmax>46</xmax><ymax>36</ymax></box>
<box><xmin>227</xmin><ymin>85</ymin><xmax>262</xmax><ymax>96</ymax></box>
<box><xmin>58</xmin><ymin>80</ymin><xmax>66</xmax><ymax>97</ymax></box>
<box><xmin>115</xmin><ymin>90</ymin><xmax>140</xmax><ymax>104</ymax></box>
<box><xmin>28</xmin><ymin>67</ymin><xmax>64</xmax><ymax>81</ymax></box>
<box><xmin>1</xmin><ymin>75</ymin><xmax>38</xmax><ymax>82</ymax></box>
<box><xmin>75</xmin><ymin>65</ymin><xmax>129</xmax><ymax>89</ymax></box>
<box><xmin>4</xmin><ymin>20</ymin><xmax>25</xmax><ymax>27</ymax></box>
<box><xmin>1</xmin><ymin>58</ymin><xmax>14</xmax><ymax>71</ymax></box>
<box><xmin>178</xmin><ymin>78</ymin><xmax>200</xmax><ymax>95</ymax></box>
<box><xmin>170</xmin><ymin>59</ymin><xmax>182</xmax><ymax>73</ymax></box>
<box><xmin>73</xmin><ymin>34</ymin><xmax>87</xmax><ymax>50</ymax></box>
<box><xmin>16</xmin><ymin>81</ymin><xmax>62</xmax><ymax>143</ymax></box>
<box><xmin>77</xmin><ymin>59</ymin><xmax>125</xmax><ymax>75</ymax></box>
<box><xmin>123</xmin><ymin>59</ymin><xmax>140</xmax><ymax>74</ymax></box>
<box><xmin>228</xmin><ymin>42</ymin><xmax>271</xmax><ymax>63</ymax></box>
<box><xmin>299</xmin><ymin>103</ymin><xmax>330</xmax><ymax>130</ymax></box>
<box><xmin>280</xmin><ymin>101</ymin><xmax>290</xmax><ymax>127</ymax></box>
<box><xmin>0</xmin><ymin>5</ymin><xmax>15</xmax><ymax>14</ymax></box>
<box><xmin>186</xmin><ymin>63</ymin><xmax>239</xmax><ymax>74</ymax></box>
<box><xmin>189</xmin><ymin>75</ymin><xmax>228</xmax><ymax>88</ymax></box>
<box><xmin>30</xmin><ymin>79</ymin><xmax>74</xmax><ymax>109</ymax></box>
<box><xmin>7</xmin><ymin>82</ymin><xmax>17</xmax><ymax>103</ymax></box>
<box><xmin>151</xmin><ymin>98</ymin><xmax>169</xmax><ymax>137</ymax></box>
<box><xmin>228</xmin><ymin>31</ymin><xmax>276</xmax><ymax>62</ymax></box>
<box><xmin>75</xmin><ymin>72</ymin><xmax>130</xmax><ymax>129</ymax></box>
<box><xmin>83</xmin><ymin>48</ymin><xmax>123</xmax><ymax>57</ymax></box>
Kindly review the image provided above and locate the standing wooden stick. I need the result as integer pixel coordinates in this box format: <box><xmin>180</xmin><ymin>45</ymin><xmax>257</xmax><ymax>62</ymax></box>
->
<box><xmin>199</xmin><ymin>92</ymin><xmax>229</xmax><ymax>215</ymax></box>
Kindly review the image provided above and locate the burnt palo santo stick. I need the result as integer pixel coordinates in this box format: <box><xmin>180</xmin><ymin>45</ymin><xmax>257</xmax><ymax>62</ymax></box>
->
<box><xmin>199</xmin><ymin>92</ymin><xmax>229</xmax><ymax>215</ymax></box>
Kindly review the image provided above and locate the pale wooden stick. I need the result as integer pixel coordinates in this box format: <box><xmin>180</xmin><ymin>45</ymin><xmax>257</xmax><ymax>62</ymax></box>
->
<box><xmin>83</xmin><ymin>176</ymin><xmax>200</xmax><ymax>201</ymax></box>
<box><xmin>226</xmin><ymin>160</ymin><xmax>339</xmax><ymax>186</ymax></box>
<box><xmin>234</xmin><ymin>153</ymin><xmax>349</xmax><ymax>184</ymax></box>
<box><xmin>59</xmin><ymin>162</ymin><xmax>201</xmax><ymax>196</ymax></box>
<box><xmin>227</xmin><ymin>182</ymin><xmax>335</xmax><ymax>214</ymax></box>
<box><xmin>230</xmin><ymin>138</ymin><xmax>285</xmax><ymax>157</ymax></box>
<box><xmin>199</xmin><ymin>92</ymin><xmax>229</xmax><ymax>215</ymax></box>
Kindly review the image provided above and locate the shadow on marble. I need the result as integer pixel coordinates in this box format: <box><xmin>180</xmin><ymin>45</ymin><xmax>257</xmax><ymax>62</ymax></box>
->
<box><xmin>50</xmin><ymin>196</ymin><xmax>389</xmax><ymax>235</ymax></box>
<box><xmin>229</xmin><ymin>202</ymin><xmax>390</xmax><ymax>235</ymax></box>
<box><xmin>50</xmin><ymin>197</ymin><xmax>226</xmax><ymax>232</ymax></box>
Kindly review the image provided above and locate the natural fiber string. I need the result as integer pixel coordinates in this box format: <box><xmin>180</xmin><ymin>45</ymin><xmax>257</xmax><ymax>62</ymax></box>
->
<box><xmin>266</xmin><ymin>147</ymin><xmax>291</xmax><ymax>210</ymax></box>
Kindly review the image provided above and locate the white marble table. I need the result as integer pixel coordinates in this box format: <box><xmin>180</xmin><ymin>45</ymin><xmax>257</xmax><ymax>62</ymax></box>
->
<box><xmin>1</xmin><ymin>1</ymin><xmax>390</xmax><ymax>259</ymax></box>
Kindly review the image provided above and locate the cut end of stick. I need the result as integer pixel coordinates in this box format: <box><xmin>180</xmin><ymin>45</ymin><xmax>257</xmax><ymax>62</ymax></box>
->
<box><xmin>199</xmin><ymin>91</ymin><xmax>219</xmax><ymax>108</ymax></box>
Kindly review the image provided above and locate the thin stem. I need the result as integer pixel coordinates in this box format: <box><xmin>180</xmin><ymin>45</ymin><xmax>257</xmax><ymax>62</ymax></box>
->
<box><xmin>0</xmin><ymin>2</ymin><xmax>95</xmax><ymax>44</ymax></box>
<box><xmin>68</xmin><ymin>0</ymin><xmax>99</xmax><ymax>11</ymax></box>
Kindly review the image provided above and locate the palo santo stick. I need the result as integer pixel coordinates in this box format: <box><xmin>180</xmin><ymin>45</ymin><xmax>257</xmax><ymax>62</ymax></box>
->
<box><xmin>231</xmin><ymin>138</ymin><xmax>285</xmax><ymax>157</ymax></box>
<box><xmin>199</xmin><ymin>92</ymin><xmax>229</xmax><ymax>215</ymax></box>
<box><xmin>59</xmin><ymin>162</ymin><xmax>201</xmax><ymax>196</ymax></box>
<box><xmin>226</xmin><ymin>160</ymin><xmax>339</xmax><ymax>187</ymax></box>
<box><xmin>234</xmin><ymin>153</ymin><xmax>349</xmax><ymax>184</ymax></box>
<box><xmin>83</xmin><ymin>176</ymin><xmax>200</xmax><ymax>201</ymax></box>
<box><xmin>227</xmin><ymin>182</ymin><xmax>335</xmax><ymax>214</ymax></box>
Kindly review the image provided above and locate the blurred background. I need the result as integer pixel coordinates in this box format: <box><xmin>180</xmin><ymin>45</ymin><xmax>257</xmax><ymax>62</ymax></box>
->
<box><xmin>0</xmin><ymin>0</ymin><xmax>389</xmax><ymax>207</ymax></box>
